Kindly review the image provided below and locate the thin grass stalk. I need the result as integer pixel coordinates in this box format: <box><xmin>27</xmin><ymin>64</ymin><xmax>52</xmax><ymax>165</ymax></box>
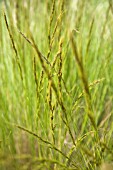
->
<box><xmin>33</xmin><ymin>56</ymin><xmax>39</xmax><ymax>99</ymax></box>
<box><xmin>48</xmin><ymin>0</ymin><xmax>55</xmax><ymax>47</ymax></box>
<box><xmin>57</xmin><ymin>0</ymin><xmax>65</xmax><ymax>41</ymax></box>
<box><xmin>52</xmin><ymin>47</ymin><xmax>69</xmax><ymax>96</ymax></box>
<box><xmin>72</xmin><ymin>78</ymin><xmax>105</xmax><ymax>111</ymax></box>
<box><xmin>47</xmin><ymin>11</ymin><xmax>63</xmax><ymax>59</ymax></box>
<box><xmin>38</xmin><ymin>0</ymin><xmax>56</xmax><ymax>94</ymax></box>
<box><xmin>58</xmin><ymin>38</ymin><xmax>63</xmax><ymax>99</ymax></box>
<box><xmin>4</xmin><ymin>12</ymin><xmax>23</xmax><ymax>81</ymax></box>
<box><xmin>39</xmin><ymin>0</ymin><xmax>56</xmax><ymax>93</ymax></box>
<box><xmin>16</xmin><ymin>124</ymin><xmax>69</xmax><ymax>160</ymax></box>
<box><xmin>48</xmin><ymin>79</ymin><xmax>55</xmax><ymax>144</ymax></box>
<box><xmin>70</xmin><ymin>32</ymin><xmax>97</xmax><ymax>130</ymax></box>
<box><xmin>75</xmin><ymin>0</ymin><xmax>86</xmax><ymax>29</ymax></box>
<box><xmin>85</xmin><ymin>18</ymin><xmax>94</xmax><ymax>58</ymax></box>
<box><xmin>33</xmin><ymin>56</ymin><xmax>40</xmax><ymax>126</ymax></box>
<box><xmin>97</xmin><ymin>5</ymin><xmax>110</xmax><ymax>55</ymax></box>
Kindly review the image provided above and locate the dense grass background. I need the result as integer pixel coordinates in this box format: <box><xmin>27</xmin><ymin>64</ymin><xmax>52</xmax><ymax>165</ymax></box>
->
<box><xmin>0</xmin><ymin>0</ymin><xmax>113</xmax><ymax>169</ymax></box>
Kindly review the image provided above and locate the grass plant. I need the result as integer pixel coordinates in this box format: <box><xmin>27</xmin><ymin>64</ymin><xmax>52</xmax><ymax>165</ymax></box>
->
<box><xmin>0</xmin><ymin>0</ymin><xmax>113</xmax><ymax>169</ymax></box>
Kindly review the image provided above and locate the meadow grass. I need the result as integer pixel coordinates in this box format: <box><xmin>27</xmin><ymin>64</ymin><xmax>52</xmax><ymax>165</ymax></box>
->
<box><xmin>0</xmin><ymin>0</ymin><xmax>113</xmax><ymax>169</ymax></box>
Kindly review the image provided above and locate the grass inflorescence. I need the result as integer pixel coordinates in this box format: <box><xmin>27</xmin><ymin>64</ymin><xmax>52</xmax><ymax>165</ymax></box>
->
<box><xmin>0</xmin><ymin>0</ymin><xmax>113</xmax><ymax>170</ymax></box>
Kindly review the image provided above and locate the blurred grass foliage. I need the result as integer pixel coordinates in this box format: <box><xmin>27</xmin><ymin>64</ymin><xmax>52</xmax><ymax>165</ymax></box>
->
<box><xmin>0</xmin><ymin>0</ymin><xmax>113</xmax><ymax>169</ymax></box>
